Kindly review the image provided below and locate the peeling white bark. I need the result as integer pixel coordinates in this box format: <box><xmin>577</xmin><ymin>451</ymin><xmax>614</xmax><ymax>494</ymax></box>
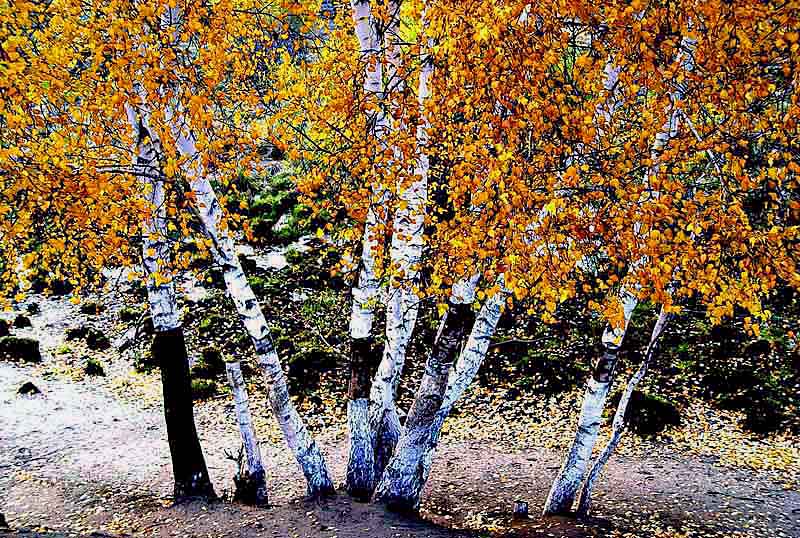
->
<box><xmin>543</xmin><ymin>289</ymin><xmax>638</xmax><ymax>515</ymax></box>
<box><xmin>349</xmin><ymin>0</ymin><xmax>386</xmax><ymax>339</ymax></box>
<box><xmin>369</xmin><ymin>16</ymin><xmax>434</xmax><ymax>478</ymax></box>
<box><xmin>125</xmin><ymin>106</ymin><xmax>180</xmax><ymax>332</ymax></box>
<box><xmin>346</xmin><ymin>398</ymin><xmax>374</xmax><ymax>496</ymax></box>
<box><xmin>576</xmin><ymin>306</ymin><xmax>670</xmax><ymax>518</ymax></box>
<box><xmin>374</xmin><ymin>275</ymin><xmax>479</xmax><ymax>509</ymax></box>
<box><xmin>419</xmin><ymin>282</ymin><xmax>508</xmax><ymax>489</ymax></box>
<box><xmin>170</xmin><ymin>120</ymin><xmax>333</xmax><ymax>497</ymax></box>
<box><xmin>346</xmin><ymin>0</ymin><xmax>392</xmax><ymax>495</ymax></box>
<box><xmin>226</xmin><ymin>360</ymin><xmax>269</xmax><ymax>505</ymax></box>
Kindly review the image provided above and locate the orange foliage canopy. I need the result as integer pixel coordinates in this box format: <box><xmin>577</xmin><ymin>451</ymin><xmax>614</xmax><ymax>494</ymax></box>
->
<box><xmin>0</xmin><ymin>0</ymin><xmax>276</xmax><ymax>299</ymax></box>
<box><xmin>1</xmin><ymin>0</ymin><xmax>799</xmax><ymax>330</ymax></box>
<box><xmin>269</xmin><ymin>0</ymin><xmax>800</xmax><ymax>329</ymax></box>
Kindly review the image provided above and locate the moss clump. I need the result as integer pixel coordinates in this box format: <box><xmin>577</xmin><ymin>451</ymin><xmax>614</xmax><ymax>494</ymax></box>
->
<box><xmin>191</xmin><ymin>346</ymin><xmax>225</xmax><ymax>378</ymax></box>
<box><xmin>198</xmin><ymin>313</ymin><xmax>224</xmax><ymax>334</ymax></box>
<box><xmin>84</xmin><ymin>357</ymin><xmax>106</xmax><ymax>376</ymax></box>
<box><xmin>0</xmin><ymin>336</ymin><xmax>42</xmax><ymax>362</ymax></box>
<box><xmin>80</xmin><ymin>302</ymin><xmax>105</xmax><ymax>316</ymax></box>
<box><xmin>191</xmin><ymin>378</ymin><xmax>218</xmax><ymax>400</ymax></box>
<box><xmin>285</xmin><ymin>247</ymin><xmax>305</xmax><ymax>266</ymax></box>
<box><xmin>13</xmin><ymin>315</ymin><xmax>32</xmax><ymax>328</ymax></box>
<box><xmin>66</xmin><ymin>325</ymin><xmax>111</xmax><ymax>351</ymax></box>
<box><xmin>133</xmin><ymin>349</ymin><xmax>158</xmax><ymax>373</ymax></box>
<box><xmin>119</xmin><ymin>306</ymin><xmax>141</xmax><ymax>323</ymax></box>
<box><xmin>608</xmin><ymin>390</ymin><xmax>682</xmax><ymax>436</ymax></box>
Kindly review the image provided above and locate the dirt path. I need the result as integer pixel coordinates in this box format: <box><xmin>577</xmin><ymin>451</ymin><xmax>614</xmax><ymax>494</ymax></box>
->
<box><xmin>2</xmin><ymin>357</ymin><xmax>798</xmax><ymax>538</ymax></box>
<box><xmin>1</xmin><ymin>293</ymin><xmax>798</xmax><ymax>538</ymax></box>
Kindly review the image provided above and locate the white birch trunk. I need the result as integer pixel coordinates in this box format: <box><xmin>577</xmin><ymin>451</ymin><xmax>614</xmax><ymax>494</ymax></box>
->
<box><xmin>125</xmin><ymin>105</ymin><xmax>180</xmax><ymax>333</ymax></box>
<box><xmin>171</xmin><ymin>121</ymin><xmax>334</xmax><ymax>497</ymax></box>
<box><xmin>543</xmin><ymin>290</ymin><xmax>638</xmax><ymax>515</ymax></box>
<box><xmin>417</xmin><ymin>282</ymin><xmax>508</xmax><ymax>490</ymax></box>
<box><xmin>543</xmin><ymin>36</ymin><xmax>698</xmax><ymax>515</ymax></box>
<box><xmin>226</xmin><ymin>360</ymin><xmax>269</xmax><ymax>505</ymax></box>
<box><xmin>576</xmin><ymin>306</ymin><xmax>670</xmax><ymax>518</ymax></box>
<box><xmin>369</xmin><ymin>8</ymin><xmax>434</xmax><ymax>478</ymax></box>
<box><xmin>346</xmin><ymin>0</ymin><xmax>389</xmax><ymax>496</ymax></box>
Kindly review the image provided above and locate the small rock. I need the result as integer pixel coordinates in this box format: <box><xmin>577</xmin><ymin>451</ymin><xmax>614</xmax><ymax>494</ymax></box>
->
<box><xmin>0</xmin><ymin>336</ymin><xmax>42</xmax><ymax>362</ymax></box>
<box><xmin>0</xmin><ymin>512</ymin><xmax>7</xmax><ymax>528</ymax></box>
<box><xmin>80</xmin><ymin>301</ymin><xmax>105</xmax><ymax>316</ymax></box>
<box><xmin>512</xmin><ymin>500</ymin><xmax>529</xmax><ymax>519</ymax></box>
<box><xmin>18</xmin><ymin>381</ymin><xmax>41</xmax><ymax>395</ymax></box>
<box><xmin>0</xmin><ymin>319</ymin><xmax>9</xmax><ymax>337</ymax></box>
<box><xmin>26</xmin><ymin>302</ymin><xmax>40</xmax><ymax>315</ymax></box>
<box><xmin>13</xmin><ymin>314</ymin><xmax>32</xmax><ymax>328</ymax></box>
<box><xmin>290</xmin><ymin>291</ymin><xmax>309</xmax><ymax>303</ymax></box>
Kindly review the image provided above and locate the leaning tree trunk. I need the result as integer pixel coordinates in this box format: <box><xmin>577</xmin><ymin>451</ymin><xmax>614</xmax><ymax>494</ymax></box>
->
<box><xmin>417</xmin><ymin>282</ymin><xmax>508</xmax><ymax>493</ymax></box>
<box><xmin>126</xmin><ymin>106</ymin><xmax>215</xmax><ymax>500</ymax></box>
<box><xmin>576</xmin><ymin>305</ymin><xmax>671</xmax><ymax>518</ymax></box>
<box><xmin>369</xmin><ymin>5</ymin><xmax>432</xmax><ymax>481</ymax></box>
<box><xmin>225</xmin><ymin>361</ymin><xmax>269</xmax><ymax>505</ymax></box>
<box><xmin>543</xmin><ymin>290</ymin><xmax>638</xmax><ymax>516</ymax></box>
<box><xmin>544</xmin><ymin>35</ymin><xmax>697</xmax><ymax>516</ymax></box>
<box><xmin>345</xmin><ymin>0</ymin><xmax>389</xmax><ymax>497</ymax></box>
<box><xmin>373</xmin><ymin>275</ymin><xmax>479</xmax><ymax>510</ymax></box>
<box><xmin>170</xmin><ymin>117</ymin><xmax>334</xmax><ymax>497</ymax></box>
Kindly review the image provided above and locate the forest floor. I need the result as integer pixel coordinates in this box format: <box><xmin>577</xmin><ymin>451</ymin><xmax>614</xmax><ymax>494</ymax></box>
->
<box><xmin>1</xmin><ymin>242</ymin><xmax>798</xmax><ymax>538</ymax></box>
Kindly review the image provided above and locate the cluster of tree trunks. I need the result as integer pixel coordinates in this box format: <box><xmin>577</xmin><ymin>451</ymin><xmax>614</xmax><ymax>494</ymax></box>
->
<box><xmin>123</xmin><ymin>0</ymin><xmax>684</xmax><ymax>519</ymax></box>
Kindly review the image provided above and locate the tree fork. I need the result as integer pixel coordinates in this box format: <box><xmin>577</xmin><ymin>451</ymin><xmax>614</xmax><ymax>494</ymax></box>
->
<box><xmin>373</xmin><ymin>301</ymin><xmax>475</xmax><ymax>511</ymax></box>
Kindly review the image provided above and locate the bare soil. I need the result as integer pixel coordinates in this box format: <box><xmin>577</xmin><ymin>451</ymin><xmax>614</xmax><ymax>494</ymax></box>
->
<box><xmin>1</xmin><ymin>292</ymin><xmax>798</xmax><ymax>538</ymax></box>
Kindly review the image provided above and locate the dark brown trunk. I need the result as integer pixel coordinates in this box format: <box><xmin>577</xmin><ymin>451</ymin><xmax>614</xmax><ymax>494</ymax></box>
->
<box><xmin>153</xmin><ymin>327</ymin><xmax>216</xmax><ymax>500</ymax></box>
<box><xmin>373</xmin><ymin>301</ymin><xmax>475</xmax><ymax>511</ymax></box>
<box><xmin>348</xmin><ymin>336</ymin><xmax>376</xmax><ymax>400</ymax></box>
<box><xmin>346</xmin><ymin>335</ymin><xmax>378</xmax><ymax>499</ymax></box>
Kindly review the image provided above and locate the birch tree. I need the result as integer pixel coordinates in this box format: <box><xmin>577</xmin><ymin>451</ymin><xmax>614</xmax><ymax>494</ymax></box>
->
<box><xmin>170</xmin><ymin>115</ymin><xmax>334</xmax><ymax>497</ymax></box>
<box><xmin>126</xmin><ymin>108</ymin><xmax>215</xmax><ymax>500</ymax></box>
<box><xmin>345</xmin><ymin>0</ymin><xmax>392</xmax><ymax>497</ymax></box>
<box><xmin>576</xmin><ymin>305</ymin><xmax>671</xmax><ymax>518</ymax></box>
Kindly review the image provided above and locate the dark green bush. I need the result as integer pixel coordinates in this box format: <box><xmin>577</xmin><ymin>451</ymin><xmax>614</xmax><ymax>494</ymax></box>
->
<box><xmin>0</xmin><ymin>336</ymin><xmax>42</xmax><ymax>362</ymax></box>
<box><xmin>84</xmin><ymin>357</ymin><xmax>106</xmax><ymax>376</ymax></box>
<box><xmin>191</xmin><ymin>378</ymin><xmax>218</xmax><ymax>400</ymax></box>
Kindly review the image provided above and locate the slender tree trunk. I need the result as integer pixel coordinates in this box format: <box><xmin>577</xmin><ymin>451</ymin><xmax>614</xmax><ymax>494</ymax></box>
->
<box><xmin>543</xmin><ymin>290</ymin><xmax>638</xmax><ymax>516</ymax></box>
<box><xmin>576</xmin><ymin>306</ymin><xmax>670</xmax><ymax>518</ymax></box>
<box><xmin>373</xmin><ymin>276</ymin><xmax>478</xmax><ymax>510</ymax></box>
<box><xmin>346</xmin><ymin>0</ymin><xmax>388</xmax><ymax>496</ymax></box>
<box><xmin>226</xmin><ymin>361</ymin><xmax>269</xmax><ymax>506</ymax></box>
<box><xmin>369</xmin><ymin>6</ymin><xmax>433</xmax><ymax>480</ymax></box>
<box><xmin>170</xmin><ymin>119</ymin><xmax>334</xmax><ymax>497</ymax></box>
<box><xmin>126</xmin><ymin>107</ymin><xmax>215</xmax><ymax>500</ymax></box>
<box><xmin>155</xmin><ymin>328</ymin><xmax>216</xmax><ymax>500</ymax></box>
<box><xmin>418</xmin><ymin>281</ymin><xmax>508</xmax><ymax>491</ymax></box>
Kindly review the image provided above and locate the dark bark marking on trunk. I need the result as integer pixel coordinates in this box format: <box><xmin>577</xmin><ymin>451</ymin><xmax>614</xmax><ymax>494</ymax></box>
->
<box><xmin>349</xmin><ymin>336</ymin><xmax>376</xmax><ymax>400</ymax></box>
<box><xmin>591</xmin><ymin>350</ymin><xmax>618</xmax><ymax>383</ymax></box>
<box><xmin>153</xmin><ymin>327</ymin><xmax>216</xmax><ymax>501</ymax></box>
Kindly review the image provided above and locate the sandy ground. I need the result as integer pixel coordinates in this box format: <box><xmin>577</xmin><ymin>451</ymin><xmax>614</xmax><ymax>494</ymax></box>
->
<box><xmin>1</xmin><ymin>293</ymin><xmax>798</xmax><ymax>538</ymax></box>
